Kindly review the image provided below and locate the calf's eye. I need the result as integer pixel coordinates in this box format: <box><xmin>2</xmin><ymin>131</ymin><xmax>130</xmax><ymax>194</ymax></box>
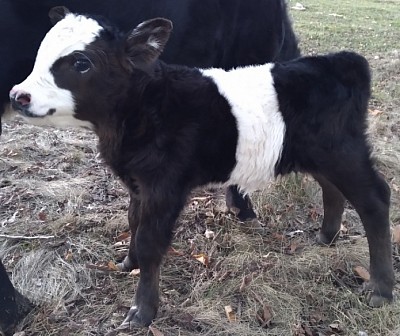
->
<box><xmin>74</xmin><ymin>59</ymin><xmax>91</xmax><ymax>73</ymax></box>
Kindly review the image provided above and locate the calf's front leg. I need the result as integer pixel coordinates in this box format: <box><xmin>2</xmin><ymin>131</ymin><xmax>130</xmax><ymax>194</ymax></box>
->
<box><xmin>117</xmin><ymin>196</ymin><xmax>140</xmax><ymax>272</ymax></box>
<box><xmin>121</xmin><ymin>191</ymin><xmax>187</xmax><ymax>328</ymax></box>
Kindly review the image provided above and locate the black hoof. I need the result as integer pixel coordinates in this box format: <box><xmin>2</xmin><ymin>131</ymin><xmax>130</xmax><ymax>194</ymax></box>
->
<box><xmin>363</xmin><ymin>282</ymin><xmax>393</xmax><ymax>307</ymax></box>
<box><xmin>316</xmin><ymin>231</ymin><xmax>339</xmax><ymax>246</ymax></box>
<box><xmin>116</xmin><ymin>256</ymin><xmax>137</xmax><ymax>272</ymax></box>
<box><xmin>119</xmin><ymin>305</ymin><xmax>154</xmax><ymax>329</ymax></box>
<box><xmin>368</xmin><ymin>293</ymin><xmax>392</xmax><ymax>307</ymax></box>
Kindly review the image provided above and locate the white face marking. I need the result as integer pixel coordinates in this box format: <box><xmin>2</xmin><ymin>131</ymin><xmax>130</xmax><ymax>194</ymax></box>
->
<box><xmin>201</xmin><ymin>64</ymin><xmax>286</xmax><ymax>193</ymax></box>
<box><xmin>11</xmin><ymin>13</ymin><xmax>103</xmax><ymax>128</ymax></box>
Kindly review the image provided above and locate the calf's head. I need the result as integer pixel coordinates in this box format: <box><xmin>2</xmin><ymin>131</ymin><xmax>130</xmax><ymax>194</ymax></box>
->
<box><xmin>9</xmin><ymin>6</ymin><xmax>173</xmax><ymax>129</ymax></box>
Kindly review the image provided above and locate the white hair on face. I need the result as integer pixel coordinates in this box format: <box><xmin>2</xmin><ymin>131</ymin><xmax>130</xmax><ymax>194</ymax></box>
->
<box><xmin>11</xmin><ymin>13</ymin><xmax>103</xmax><ymax>128</ymax></box>
<box><xmin>201</xmin><ymin>64</ymin><xmax>286</xmax><ymax>193</ymax></box>
<box><xmin>34</xmin><ymin>13</ymin><xmax>102</xmax><ymax>74</ymax></box>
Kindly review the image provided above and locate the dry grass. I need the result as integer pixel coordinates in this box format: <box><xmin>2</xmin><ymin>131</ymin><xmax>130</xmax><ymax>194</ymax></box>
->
<box><xmin>1</xmin><ymin>0</ymin><xmax>400</xmax><ymax>335</ymax></box>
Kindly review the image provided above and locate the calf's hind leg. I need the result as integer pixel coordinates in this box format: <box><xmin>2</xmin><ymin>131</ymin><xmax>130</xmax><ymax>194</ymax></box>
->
<box><xmin>323</xmin><ymin>163</ymin><xmax>394</xmax><ymax>307</ymax></box>
<box><xmin>226</xmin><ymin>185</ymin><xmax>257</xmax><ymax>221</ymax></box>
<box><xmin>226</xmin><ymin>185</ymin><xmax>266</xmax><ymax>233</ymax></box>
<box><xmin>313</xmin><ymin>174</ymin><xmax>345</xmax><ymax>245</ymax></box>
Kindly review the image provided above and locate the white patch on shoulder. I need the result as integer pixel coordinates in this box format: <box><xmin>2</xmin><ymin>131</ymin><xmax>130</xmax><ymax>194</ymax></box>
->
<box><xmin>11</xmin><ymin>13</ymin><xmax>102</xmax><ymax>128</ymax></box>
<box><xmin>201</xmin><ymin>64</ymin><xmax>285</xmax><ymax>193</ymax></box>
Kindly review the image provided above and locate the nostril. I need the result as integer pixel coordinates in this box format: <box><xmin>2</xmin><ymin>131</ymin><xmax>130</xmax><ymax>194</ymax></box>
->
<box><xmin>15</xmin><ymin>92</ymin><xmax>31</xmax><ymax>106</ymax></box>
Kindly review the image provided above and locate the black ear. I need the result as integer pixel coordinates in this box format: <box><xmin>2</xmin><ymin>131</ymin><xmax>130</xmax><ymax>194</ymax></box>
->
<box><xmin>126</xmin><ymin>18</ymin><xmax>173</xmax><ymax>69</ymax></box>
<box><xmin>49</xmin><ymin>6</ymin><xmax>70</xmax><ymax>25</ymax></box>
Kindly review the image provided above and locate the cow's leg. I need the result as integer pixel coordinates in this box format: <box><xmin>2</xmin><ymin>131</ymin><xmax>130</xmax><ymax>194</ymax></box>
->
<box><xmin>117</xmin><ymin>196</ymin><xmax>140</xmax><ymax>272</ymax></box>
<box><xmin>121</xmin><ymin>191</ymin><xmax>186</xmax><ymax>327</ymax></box>
<box><xmin>313</xmin><ymin>174</ymin><xmax>345</xmax><ymax>245</ymax></box>
<box><xmin>0</xmin><ymin>259</ymin><xmax>33</xmax><ymax>335</ymax></box>
<box><xmin>226</xmin><ymin>185</ymin><xmax>257</xmax><ymax>221</ymax></box>
<box><xmin>323</xmin><ymin>163</ymin><xmax>394</xmax><ymax>307</ymax></box>
<box><xmin>226</xmin><ymin>185</ymin><xmax>265</xmax><ymax>233</ymax></box>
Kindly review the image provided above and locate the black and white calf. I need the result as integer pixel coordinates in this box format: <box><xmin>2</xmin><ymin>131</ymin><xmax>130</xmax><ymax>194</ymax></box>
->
<box><xmin>10</xmin><ymin>8</ymin><xmax>394</xmax><ymax>327</ymax></box>
<box><xmin>1</xmin><ymin>0</ymin><xmax>301</xmax><ymax>240</ymax></box>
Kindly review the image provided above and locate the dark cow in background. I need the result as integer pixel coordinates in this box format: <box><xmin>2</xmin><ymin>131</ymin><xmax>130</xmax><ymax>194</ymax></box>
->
<box><xmin>10</xmin><ymin>9</ymin><xmax>394</xmax><ymax>328</ymax></box>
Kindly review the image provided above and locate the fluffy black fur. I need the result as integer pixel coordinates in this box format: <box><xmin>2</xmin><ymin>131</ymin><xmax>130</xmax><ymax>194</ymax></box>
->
<box><xmin>11</xmin><ymin>14</ymin><xmax>394</xmax><ymax>327</ymax></box>
<box><xmin>1</xmin><ymin>2</ymin><xmax>299</xmax><ymax>327</ymax></box>
<box><xmin>0</xmin><ymin>0</ymin><xmax>299</xmax><ymax>130</ymax></box>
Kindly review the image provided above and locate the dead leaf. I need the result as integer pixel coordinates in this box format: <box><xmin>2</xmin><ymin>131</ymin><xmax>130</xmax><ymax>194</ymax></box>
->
<box><xmin>12</xmin><ymin>332</ymin><xmax>26</xmax><ymax>336</ymax></box>
<box><xmin>290</xmin><ymin>242</ymin><xmax>299</xmax><ymax>253</ymax></box>
<box><xmin>309</xmin><ymin>311</ymin><xmax>324</xmax><ymax>325</ymax></box>
<box><xmin>309</xmin><ymin>207</ymin><xmax>320</xmax><ymax>222</ymax></box>
<box><xmin>354</xmin><ymin>266</ymin><xmax>370</xmax><ymax>281</ymax></box>
<box><xmin>192</xmin><ymin>253</ymin><xmax>210</xmax><ymax>267</ymax></box>
<box><xmin>168</xmin><ymin>246</ymin><xmax>185</xmax><ymax>256</ymax></box>
<box><xmin>38</xmin><ymin>209</ymin><xmax>47</xmax><ymax>221</ymax></box>
<box><xmin>115</xmin><ymin>231</ymin><xmax>131</xmax><ymax>242</ymax></box>
<box><xmin>224</xmin><ymin>305</ymin><xmax>237</xmax><ymax>322</ymax></box>
<box><xmin>149</xmin><ymin>325</ymin><xmax>164</xmax><ymax>336</ymax></box>
<box><xmin>293</xmin><ymin>322</ymin><xmax>311</xmax><ymax>336</ymax></box>
<box><xmin>113</xmin><ymin>241</ymin><xmax>128</xmax><ymax>247</ymax></box>
<box><xmin>86</xmin><ymin>261</ymin><xmax>120</xmax><ymax>272</ymax></box>
<box><xmin>369</xmin><ymin>108</ymin><xmax>383</xmax><ymax>116</ymax></box>
<box><xmin>286</xmin><ymin>230</ymin><xmax>304</xmax><ymax>238</ymax></box>
<box><xmin>288</xmin><ymin>239</ymin><xmax>303</xmax><ymax>254</ymax></box>
<box><xmin>293</xmin><ymin>323</ymin><xmax>305</xmax><ymax>336</ymax></box>
<box><xmin>329</xmin><ymin>322</ymin><xmax>343</xmax><ymax>333</ymax></box>
<box><xmin>272</xmin><ymin>232</ymin><xmax>285</xmax><ymax>241</ymax></box>
<box><xmin>256</xmin><ymin>304</ymin><xmax>273</xmax><ymax>328</ymax></box>
<box><xmin>107</xmin><ymin>261</ymin><xmax>119</xmax><ymax>271</ymax></box>
<box><xmin>239</xmin><ymin>274</ymin><xmax>253</xmax><ymax>292</ymax></box>
<box><xmin>129</xmin><ymin>268</ymin><xmax>141</xmax><ymax>276</ymax></box>
<box><xmin>393</xmin><ymin>225</ymin><xmax>400</xmax><ymax>244</ymax></box>
<box><xmin>64</xmin><ymin>249</ymin><xmax>73</xmax><ymax>261</ymax></box>
<box><xmin>204</xmin><ymin>229</ymin><xmax>215</xmax><ymax>239</ymax></box>
<box><xmin>291</xmin><ymin>3</ymin><xmax>306</xmax><ymax>11</ymax></box>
